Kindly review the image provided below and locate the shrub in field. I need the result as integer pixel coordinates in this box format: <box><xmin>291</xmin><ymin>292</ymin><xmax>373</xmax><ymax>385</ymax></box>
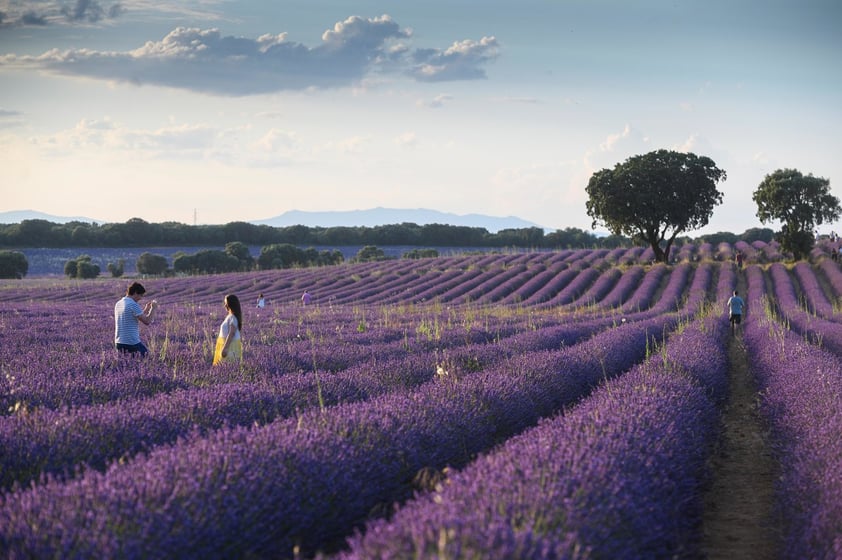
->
<box><xmin>402</xmin><ymin>248</ymin><xmax>438</xmax><ymax>259</ymax></box>
<box><xmin>63</xmin><ymin>254</ymin><xmax>100</xmax><ymax>279</ymax></box>
<box><xmin>0</xmin><ymin>250</ymin><xmax>28</xmax><ymax>278</ymax></box>
<box><xmin>352</xmin><ymin>245</ymin><xmax>387</xmax><ymax>263</ymax></box>
<box><xmin>136</xmin><ymin>251</ymin><xmax>169</xmax><ymax>275</ymax></box>
<box><xmin>106</xmin><ymin>258</ymin><xmax>124</xmax><ymax>278</ymax></box>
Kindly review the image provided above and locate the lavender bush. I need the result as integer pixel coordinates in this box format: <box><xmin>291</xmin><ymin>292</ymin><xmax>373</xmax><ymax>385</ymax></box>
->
<box><xmin>743</xmin><ymin>266</ymin><xmax>842</xmax><ymax>559</ymax></box>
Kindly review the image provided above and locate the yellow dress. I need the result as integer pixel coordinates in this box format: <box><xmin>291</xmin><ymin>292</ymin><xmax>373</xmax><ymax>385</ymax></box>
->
<box><xmin>213</xmin><ymin>314</ymin><xmax>242</xmax><ymax>365</ymax></box>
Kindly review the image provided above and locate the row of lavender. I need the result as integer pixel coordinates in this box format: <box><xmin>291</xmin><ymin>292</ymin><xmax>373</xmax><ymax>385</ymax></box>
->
<box><xmin>742</xmin><ymin>265</ymin><xmax>842</xmax><ymax>558</ymax></box>
<box><xmin>0</xmin><ymin>259</ymin><xmax>709</xmax><ymax>492</ymax></box>
<box><xmin>0</xmin><ymin>262</ymin><xmax>722</xmax><ymax>557</ymax></box>
<box><xmin>334</xmin><ymin>296</ymin><xmax>732</xmax><ymax>558</ymax></box>
<box><xmin>0</xmin><ymin>239</ymin><xmax>788</xmax><ymax>309</ymax></box>
<box><xmin>765</xmin><ymin>261</ymin><xmax>842</xmax><ymax>355</ymax></box>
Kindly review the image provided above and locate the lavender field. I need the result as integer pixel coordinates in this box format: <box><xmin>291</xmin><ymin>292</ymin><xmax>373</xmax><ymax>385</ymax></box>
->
<box><xmin>1</xmin><ymin>241</ymin><xmax>841</xmax><ymax>559</ymax></box>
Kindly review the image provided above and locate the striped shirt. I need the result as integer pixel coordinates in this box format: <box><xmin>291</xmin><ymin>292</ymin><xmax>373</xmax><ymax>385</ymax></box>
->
<box><xmin>115</xmin><ymin>296</ymin><xmax>143</xmax><ymax>345</ymax></box>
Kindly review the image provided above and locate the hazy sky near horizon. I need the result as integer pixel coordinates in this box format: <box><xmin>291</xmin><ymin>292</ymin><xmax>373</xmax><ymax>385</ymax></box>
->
<box><xmin>1</xmin><ymin>0</ymin><xmax>840</xmax><ymax>234</ymax></box>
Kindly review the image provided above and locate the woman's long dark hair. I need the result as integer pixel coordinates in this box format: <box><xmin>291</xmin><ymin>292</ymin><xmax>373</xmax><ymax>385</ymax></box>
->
<box><xmin>225</xmin><ymin>294</ymin><xmax>243</xmax><ymax>333</ymax></box>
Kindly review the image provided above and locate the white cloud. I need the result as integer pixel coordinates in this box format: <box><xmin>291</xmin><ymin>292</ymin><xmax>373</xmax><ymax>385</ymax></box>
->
<box><xmin>583</xmin><ymin>124</ymin><xmax>650</xmax><ymax>174</ymax></box>
<box><xmin>599</xmin><ymin>124</ymin><xmax>630</xmax><ymax>152</ymax></box>
<box><xmin>417</xmin><ymin>94</ymin><xmax>453</xmax><ymax>109</ymax></box>
<box><xmin>409</xmin><ymin>36</ymin><xmax>499</xmax><ymax>82</ymax></box>
<box><xmin>752</xmin><ymin>151</ymin><xmax>769</xmax><ymax>164</ymax></box>
<box><xmin>329</xmin><ymin>135</ymin><xmax>369</xmax><ymax>155</ymax></box>
<box><xmin>394</xmin><ymin>132</ymin><xmax>417</xmax><ymax>148</ymax></box>
<box><xmin>500</xmin><ymin>96</ymin><xmax>541</xmax><ymax>104</ymax></box>
<box><xmin>674</xmin><ymin>134</ymin><xmax>699</xmax><ymax>153</ymax></box>
<box><xmin>252</xmin><ymin>128</ymin><xmax>298</xmax><ymax>154</ymax></box>
<box><xmin>32</xmin><ymin>118</ymin><xmax>220</xmax><ymax>160</ymax></box>
<box><xmin>0</xmin><ymin>15</ymin><xmax>500</xmax><ymax>96</ymax></box>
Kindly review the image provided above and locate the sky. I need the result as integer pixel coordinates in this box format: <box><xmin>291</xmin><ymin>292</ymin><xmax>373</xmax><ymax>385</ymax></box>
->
<box><xmin>1</xmin><ymin>0</ymin><xmax>841</xmax><ymax>235</ymax></box>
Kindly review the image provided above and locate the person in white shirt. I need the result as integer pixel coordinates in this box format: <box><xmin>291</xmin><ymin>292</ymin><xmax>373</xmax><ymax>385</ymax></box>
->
<box><xmin>114</xmin><ymin>282</ymin><xmax>157</xmax><ymax>356</ymax></box>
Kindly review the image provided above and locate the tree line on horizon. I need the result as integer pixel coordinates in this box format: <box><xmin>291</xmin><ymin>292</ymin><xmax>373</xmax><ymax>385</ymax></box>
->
<box><xmin>0</xmin><ymin>216</ymin><xmax>774</xmax><ymax>253</ymax></box>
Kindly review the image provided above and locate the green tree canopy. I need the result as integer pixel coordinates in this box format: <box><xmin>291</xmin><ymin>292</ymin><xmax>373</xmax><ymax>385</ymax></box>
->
<box><xmin>753</xmin><ymin>168</ymin><xmax>840</xmax><ymax>260</ymax></box>
<box><xmin>107</xmin><ymin>258</ymin><xmax>125</xmax><ymax>278</ymax></box>
<box><xmin>585</xmin><ymin>149</ymin><xmax>726</xmax><ymax>262</ymax></box>
<box><xmin>353</xmin><ymin>245</ymin><xmax>387</xmax><ymax>263</ymax></box>
<box><xmin>0</xmin><ymin>250</ymin><xmax>28</xmax><ymax>279</ymax></box>
<box><xmin>63</xmin><ymin>254</ymin><xmax>100</xmax><ymax>279</ymax></box>
<box><xmin>258</xmin><ymin>243</ymin><xmax>303</xmax><ymax>270</ymax></box>
<box><xmin>224</xmin><ymin>241</ymin><xmax>255</xmax><ymax>271</ymax></box>
<box><xmin>136</xmin><ymin>252</ymin><xmax>169</xmax><ymax>276</ymax></box>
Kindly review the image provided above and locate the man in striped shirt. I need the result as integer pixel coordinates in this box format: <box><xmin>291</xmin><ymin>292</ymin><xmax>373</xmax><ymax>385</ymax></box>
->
<box><xmin>114</xmin><ymin>282</ymin><xmax>158</xmax><ymax>356</ymax></box>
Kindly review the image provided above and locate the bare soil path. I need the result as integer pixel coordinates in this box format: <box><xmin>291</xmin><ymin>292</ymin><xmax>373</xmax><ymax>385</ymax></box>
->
<box><xmin>700</xmin><ymin>276</ymin><xmax>779</xmax><ymax>559</ymax></box>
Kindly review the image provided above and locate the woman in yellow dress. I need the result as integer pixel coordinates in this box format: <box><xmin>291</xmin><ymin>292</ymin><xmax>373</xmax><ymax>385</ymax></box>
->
<box><xmin>213</xmin><ymin>294</ymin><xmax>243</xmax><ymax>365</ymax></box>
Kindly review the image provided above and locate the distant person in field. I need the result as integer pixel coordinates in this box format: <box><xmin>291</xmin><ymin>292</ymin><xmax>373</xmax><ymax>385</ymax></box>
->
<box><xmin>256</xmin><ymin>293</ymin><xmax>265</xmax><ymax>308</ymax></box>
<box><xmin>114</xmin><ymin>281</ymin><xmax>157</xmax><ymax>356</ymax></box>
<box><xmin>301</xmin><ymin>291</ymin><xmax>311</xmax><ymax>306</ymax></box>
<box><xmin>727</xmin><ymin>290</ymin><xmax>746</xmax><ymax>335</ymax></box>
<box><xmin>213</xmin><ymin>294</ymin><xmax>243</xmax><ymax>365</ymax></box>
<box><xmin>735</xmin><ymin>251</ymin><xmax>744</xmax><ymax>269</ymax></box>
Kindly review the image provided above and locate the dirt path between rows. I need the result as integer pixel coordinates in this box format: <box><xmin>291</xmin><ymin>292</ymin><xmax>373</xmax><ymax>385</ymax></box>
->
<box><xmin>700</xmin><ymin>279</ymin><xmax>779</xmax><ymax>558</ymax></box>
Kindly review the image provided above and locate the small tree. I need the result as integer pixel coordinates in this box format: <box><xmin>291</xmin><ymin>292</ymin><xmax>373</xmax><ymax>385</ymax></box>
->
<box><xmin>0</xmin><ymin>250</ymin><xmax>28</xmax><ymax>279</ymax></box>
<box><xmin>64</xmin><ymin>255</ymin><xmax>99</xmax><ymax>279</ymax></box>
<box><xmin>76</xmin><ymin>260</ymin><xmax>100</xmax><ymax>279</ymax></box>
<box><xmin>64</xmin><ymin>259</ymin><xmax>78</xmax><ymax>278</ymax></box>
<box><xmin>192</xmin><ymin>249</ymin><xmax>241</xmax><ymax>274</ymax></box>
<box><xmin>107</xmin><ymin>258</ymin><xmax>125</xmax><ymax>278</ymax></box>
<box><xmin>225</xmin><ymin>241</ymin><xmax>255</xmax><ymax>271</ymax></box>
<box><xmin>136</xmin><ymin>252</ymin><xmax>168</xmax><ymax>276</ymax></box>
<box><xmin>258</xmin><ymin>243</ymin><xmax>303</xmax><ymax>270</ymax></box>
<box><xmin>403</xmin><ymin>248</ymin><xmax>439</xmax><ymax>259</ymax></box>
<box><xmin>353</xmin><ymin>245</ymin><xmax>387</xmax><ymax>263</ymax></box>
<box><xmin>753</xmin><ymin>168</ymin><xmax>840</xmax><ymax>260</ymax></box>
<box><xmin>585</xmin><ymin>149</ymin><xmax>726</xmax><ymax>263</ymax></box>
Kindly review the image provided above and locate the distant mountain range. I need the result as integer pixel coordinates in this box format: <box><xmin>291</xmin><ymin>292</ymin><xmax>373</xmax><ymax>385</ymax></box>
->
<box><xmin>252</xmin><ymin>208</ymin><xmax>546</xmax><ymax>233</ymax></box>
<box><xmin>1</xmin><ymin>208</ymin><xmax>547</xmax><ymax>233</ymax></box>
<box><xmin>0</xmin><ymin>210</ymin><xmax>105</xmax><ymax>225</ymax></box>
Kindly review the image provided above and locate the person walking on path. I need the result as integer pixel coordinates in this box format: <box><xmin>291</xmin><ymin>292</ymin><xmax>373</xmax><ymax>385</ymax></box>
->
<box><xmin>213</xmin><ymin>294</ymin><xmax>243</xmax><ymax>365</ymax></box>
<box><xmin>727</xmin><ymin>290</ymin><xmax>746</xmax><ymax>335</ymax></box>
<box><xmin>114</xmin><ymin>281</ymin><xmax>157</xmax><ymax>356</ymax></box>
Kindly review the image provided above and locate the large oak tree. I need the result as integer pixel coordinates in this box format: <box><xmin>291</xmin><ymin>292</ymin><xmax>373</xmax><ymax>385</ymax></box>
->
<box><xmin>585</xmin><ymin>149</ymin><xmax>726</xmax><ymax>263</ymax></box>
<box><xmin>753</xmin><ymin>168</ymin><xmax>840</xmax><ymax>260</ymax></box>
